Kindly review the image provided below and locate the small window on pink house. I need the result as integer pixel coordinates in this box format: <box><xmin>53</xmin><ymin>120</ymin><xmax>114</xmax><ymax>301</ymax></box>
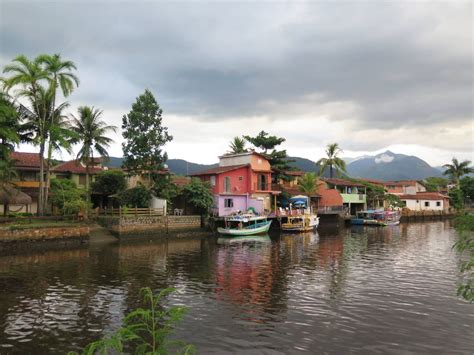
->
<box><xmin>210</xmin><ymin>176</ymin><xmax>216</xmax><ymax>186</ymax></box>
<box><xmin>238</xmin><ymin>176</ymin><xmax>243</xmax><ymax>181</ymax></box>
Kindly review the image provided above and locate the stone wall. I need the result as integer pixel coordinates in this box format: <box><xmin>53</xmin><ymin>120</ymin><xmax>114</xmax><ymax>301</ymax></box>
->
<box><xmin>0</xmin><ymin>226</ymin><xmax>89</xmax><ymax>244</ymax></box>
<box><xmin>99</xmin><ymin>215</ymin><xmax>202</xmax><ymax>236</ymax></box>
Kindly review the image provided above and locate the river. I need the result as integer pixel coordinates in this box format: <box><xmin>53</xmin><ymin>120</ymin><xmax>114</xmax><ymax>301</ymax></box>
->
<box><xmin>0</xmin><ymin>221</ymin><xmax>472</xmax><ymax>354</ymax></box>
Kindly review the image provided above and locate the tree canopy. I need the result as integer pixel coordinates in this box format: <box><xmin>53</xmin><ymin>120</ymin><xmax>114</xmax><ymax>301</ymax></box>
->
<box><xmin>228</xmin><ymin>136</ymin><xmax>247</xmax><ymax>154</ymax></box>
<box><xmin>317</xmin><ymin>143</ymin><xmax>346</xmax><ymax>178</ymax></box>
<box><xmin>122</xmin><ymin>90</ymin><xmax>172</xmax><ymax>175</ymax></box>
<box><xmin>92</xmin><ymin>170</ymin><xmax>127</xmax><ymax>196</ymax></box>
<box><xmin>298</xmin><ymin>173</ymin><xmax>318</xmax><ymax>195</ymax></box>
<box><xmin>443</xmin><ymin>158</ymin><xmax>473</xmax><ymax>186</ymax></box>
<box><xmin>181</xmin><ymin>178</ymin><xmax>214</xmax><ymax>214</ymax></box>
<box><xmin>244</xmin><ymin>130</ymin><xmax>294</xmax><ymax>181</ymax></box>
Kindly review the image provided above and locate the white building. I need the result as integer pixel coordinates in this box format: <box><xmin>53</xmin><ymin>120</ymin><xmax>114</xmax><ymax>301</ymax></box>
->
<box><xmin>399</xmin><ymin>192</ymin><xmax>450</xmax><ymax>211</ymax></box>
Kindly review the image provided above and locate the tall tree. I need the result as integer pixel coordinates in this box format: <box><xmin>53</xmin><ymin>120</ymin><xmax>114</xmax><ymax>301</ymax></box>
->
<box><xmin>44</xmin><ymin>101</ymin><xmax>76</xmax><ymax>208</ymax></box>
<box><xmin>228</xmin><ymin>136</ymin><xmax>247</xmax><ymax>154</ymax></box>
<box><xmin>71</xmin><ymin>106</ymin><xmax>116</xmax><ymax>215</ymax></box>
<box><xmin>443</xmin><ymin>158</ymin><xmax>473</xmax><ymax>187</ymax></box>
<box><xmin>317</xmin><ymin>143</ymin><xmax>346</xmax><ymax>178</ymax></box>
<box><xmin>122</xmin><ymin>90</ymin><xmax>173</xmax><ymax>186</ymax></box>
<box><xmin>0</xmin><ymin>91</ymin><xmax>20</xmax><ymax>160</ymax></box>
<box><xmin>244</xmin><ymin>131</ymin><xmax>285</xmax><ymax>154</ymax></box>
<box><xmin>3</xmin><ymin>55</ymin><xmax>48</xmax><ymax>214</ymax></box>
<box><xmin>2</xmin><ymin>54</ymin><xmax>78</xmax><ymax>214</ymax></box>
<box><xmin>244</xmin><ymin>130</ymin><xmax>294</xmax><ymax>181</ymax></box>
<box><xmin>298</xmin><ymin>173</ymin><xmax>318</xmax><ymax>195</ymax></box>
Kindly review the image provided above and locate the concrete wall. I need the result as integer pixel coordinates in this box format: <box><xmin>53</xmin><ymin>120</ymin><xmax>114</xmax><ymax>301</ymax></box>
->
<box><xmin>99</xmin><ymin>215</ymin><xmax>202</xmax><ymax>236</ymax></box>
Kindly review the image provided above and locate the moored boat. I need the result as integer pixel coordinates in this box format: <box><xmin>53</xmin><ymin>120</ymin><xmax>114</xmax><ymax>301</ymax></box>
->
<box><xmin>280</xmin><ymin>195</ymin><xmax>319</xmax><ymax>232</ymax></box>
<box><xmin>217</xmin><ymin>215</ymin><xmax>272</xmax><ymax>236</ymax></box>
<box><xmin>351</xmin><ymin>209</ymin><xmax>401</xmax><ymax>226</ymax></box>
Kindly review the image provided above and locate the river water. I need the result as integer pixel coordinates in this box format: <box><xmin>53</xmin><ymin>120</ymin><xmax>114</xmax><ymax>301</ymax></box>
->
<box><xmin>0</xmin><ymin>221</ymin><xmax>472</xmax><ymax>354</ymax></box>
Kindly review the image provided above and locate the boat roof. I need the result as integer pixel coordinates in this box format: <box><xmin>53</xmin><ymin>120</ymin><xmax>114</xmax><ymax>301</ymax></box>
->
<box><xmin>224</xmin><ymin>214</ymin><xmax>267</xmax><ymax>221</ymax></box>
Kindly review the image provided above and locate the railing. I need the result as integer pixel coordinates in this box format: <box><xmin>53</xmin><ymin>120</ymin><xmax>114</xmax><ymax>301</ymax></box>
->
<box><xmin>97</xmin><ymin>207</ymin><xmax>166</xmax><ymax>218</ymax></box>
<box><xmin>317</xmin><ymin>206</ymin><xmax>349</xmax><ymax>214</ymax></box>
<box><xmin>12</xmin><ymin>180</ymin><xmax>42</xmax><ymax>188</ymax></box>
<box><xmin>253</xmin><ymin>182</ymin><xmax>273</xmax><ymax>191</ymax></box>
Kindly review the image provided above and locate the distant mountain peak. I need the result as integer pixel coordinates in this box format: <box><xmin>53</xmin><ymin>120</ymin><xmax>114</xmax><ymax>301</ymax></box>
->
<box><xmin>374</xmin><ymin>152</ymin><xmax>395</xmax><ymax>164</ymax></box>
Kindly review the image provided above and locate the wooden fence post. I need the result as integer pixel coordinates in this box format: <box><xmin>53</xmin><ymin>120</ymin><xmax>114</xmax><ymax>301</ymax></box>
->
<box><xmin>135</xmin><ymin>206</ymin><xmax>138</xmax><ymax>218</ymax></box>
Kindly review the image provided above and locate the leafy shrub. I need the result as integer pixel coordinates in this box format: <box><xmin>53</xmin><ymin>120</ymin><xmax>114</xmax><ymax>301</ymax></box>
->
<box><xmin>70</xmin><ymin>287</ymin><xmax>194</xmax><ymax>354</ymax></box>
<box><xmin>50</xmin><ymin>178</ymin><xmax>87</xmax><ymax>215</ymax></box>
<box><xmin>92</xmin><ymin>170</ymin><xmax>127</xmax><ymax>196</ymax></box>
<box><xmin>453</xmin><ymin>213</ymin><xmax>474</xmax><ymax>302</ymax></box>
<box><xmin>118</xmin><ymin>185</ymin><xmax>151</xmax><ymax>208</ymax></box>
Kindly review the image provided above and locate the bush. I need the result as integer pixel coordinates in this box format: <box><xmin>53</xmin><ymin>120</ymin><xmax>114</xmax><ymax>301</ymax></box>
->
<box><xmin>50</xmin><ymin>178</ymin><xmax>87</xmax><ymax>215</ymax></box>
<box><xmin>92</xmin><ymin>170</ymin><xmax>127</xmax><ymax>196</ymax></box>
<box><xmin>453</xmin><ymin>213</ymin><xmax>474</xmax><ymax>302</ymax></box>
<box><xmin>118</xmin><ymin>185</ymin><xmax>151</xmax><ymax>208</ymax></box>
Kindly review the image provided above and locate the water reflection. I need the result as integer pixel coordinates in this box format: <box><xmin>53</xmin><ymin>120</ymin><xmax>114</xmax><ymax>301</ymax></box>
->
<box><xmin>0</xmin><ymin>222</ymin><xmax>473</xmax><ymax>354</ymax></box>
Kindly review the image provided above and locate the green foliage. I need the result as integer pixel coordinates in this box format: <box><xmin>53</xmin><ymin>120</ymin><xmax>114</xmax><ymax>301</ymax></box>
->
<box><xmin>317</xmin><ymin>143</ymin><xmax>346</xmax><ymax>178</ymax></box>
<box><xmin>460</xmin><ymin>176</ymin><xmax>474</xmax><ymax>204</ymax></box>
<box><xmin>298</xmin><ymin>173</ymin><xmax>318</xmax><ymax>195</ymax></box>
<box><xmin>0</xmin><ymin>91</ymin><xmax>20</xmax><ymax>158</ymax></box>
<box><xmin>49</xmin><ymin>178</ymin><xmax>87</xmax><ymax>215</ymax></box>
<box><xmin>119</xmin><ymin>185</ymin><xmax>151</xmax><ymax>208</ymax></box>
<box><xmin>152</xmin><ymin>174</ymin><xmax>179</xmax><ymax>202</ymax></box>
<box><xmin>424</xmin><ymin>177</ymin><xmax>448</xmax><ymax>192</ymax></box>
<box><xmin>92</xmin><ymin>170</ymin><xmax>127</xmax><ymax>196</ymax></box>
<box><xmin>228</xmin><ymin>136</ymin><xmax>248</xmax><ymax>154</ymax></box>
<box><xmin>384</xmin><ymin>193</ymin><xmax>404</xmax><ymax>208</ymax></box>
<box><xmin>449</xmin><ymin>188</ymin><xmax>464</xmax><ymax>210</ymax></box>
<box><xmin>243</xmin><ymin>131</ymin><xmax>294</xmax><ymax>181</ymax></box>
<box><xmin>181</xmin><ymin>178</ymin><xmax>214</xmax><ymax>214</ymax></box>
<box><xmin>243</xmin><ymin>130</ymin><xmax>285</xmax><ymax>153</ymax></box>
<box><xmin>443</xmin><ymin>157</ymin><xmax>473</xmax><ymax>186</ymax></box>
<box><xmin>70</xmin><ymin>287</ymin><xmax>194</xmax><ymax>355</ymax></box>
<box><xmin>122</xmin><ymin>90</ymin><xmax>173</xmax><ymax>175</ymax></box>
<box><xmin>453</xmin><ymin>214</ymin><xmax>474</xmax><ymax>302</ymax></box>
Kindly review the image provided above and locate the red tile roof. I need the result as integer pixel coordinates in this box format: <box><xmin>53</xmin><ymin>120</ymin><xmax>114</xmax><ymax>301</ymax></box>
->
<box><xmin>191</xmin><ymin>164</ymin><xmax>248</xmax><ymax>176</ymax></box>
<box><xmin>11</xmin><ymin>152</ymin><xmax>41</xmax><ymax>168</ymax></box>
<box><xmin>384</xmin><ymin>180</ymin><xmax>425</xmax><ymax>187</ymax></box>
<box><xmin>323</xmin><ymin>178</ymin><xmax>365</xmax><ymax>187</ymax></box>
<box><xmin>399</xmin><ymin>192</ymin><xmax>449</xmax><ymax>201</ymax></box>
<box><xmin>53</xmin><ymin>160</ymin><xmax>103</xmax><ymax>174</ymax></box>
<box><xmin>172</xmin><ymin>176</ymin><xmax>192</xmax><ymax>187</ymax></box>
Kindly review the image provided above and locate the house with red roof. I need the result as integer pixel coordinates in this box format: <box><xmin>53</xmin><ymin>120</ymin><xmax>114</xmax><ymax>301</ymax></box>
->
<box><xmin>384</xmin><ymin>180</ymin><xmax>427</xmax><ymax>195</ymax></box>
<box><xmin>191</xmin><ymin>152</ymin><xmax>280</xmax><ymax>216</ymax></box>
<box><xmin>52</xmin><ymin>158</ymin><xmax>104</xmax><ymax>187</ymax></box>
<box><xmin>399</xmin><ymin>192</ymin><xmax>450</xmax><ymax>211</ymax></box>
<box><xmin>322</xmin><ymin>178</ymin><xmax>367</xmax><ymax>215</ymax></box>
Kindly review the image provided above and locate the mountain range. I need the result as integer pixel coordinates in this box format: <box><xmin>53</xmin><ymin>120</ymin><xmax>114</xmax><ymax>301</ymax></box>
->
<box><xmin>104</xmin><ymin>151</ymin><xmax>444</xmax><ymax>181</ymax></box>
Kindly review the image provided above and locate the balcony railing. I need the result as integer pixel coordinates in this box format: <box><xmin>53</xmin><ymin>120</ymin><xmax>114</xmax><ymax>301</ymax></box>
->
<box><xmin>254</xmin><ymin>182</ymin><xmax>273</xmax><ymax>191</ymax></box>
<box><xmin>13</xmin><ymin>181</ymin><xmax>42</xmax><ymax>188</ymax></box>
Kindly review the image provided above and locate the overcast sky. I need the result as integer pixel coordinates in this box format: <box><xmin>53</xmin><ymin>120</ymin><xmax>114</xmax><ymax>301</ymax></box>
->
<box><xmin>1</xmin><ymin>0</ymin><xmax>472</xmax><ymax>166</ymax></box>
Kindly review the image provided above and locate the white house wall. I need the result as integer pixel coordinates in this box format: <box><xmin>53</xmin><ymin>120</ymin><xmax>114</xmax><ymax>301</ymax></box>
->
<box><xmin>403</xmin><ymin>199</ymin><xmax>444</xmax><ymax>211</ymax></box>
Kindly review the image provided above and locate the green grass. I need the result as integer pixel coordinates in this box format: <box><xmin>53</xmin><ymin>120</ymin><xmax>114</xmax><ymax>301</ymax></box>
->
<box><xmin>0</xmin><ymin>219</ymin><xmax>86</xmax><ymax>231</ymax></box>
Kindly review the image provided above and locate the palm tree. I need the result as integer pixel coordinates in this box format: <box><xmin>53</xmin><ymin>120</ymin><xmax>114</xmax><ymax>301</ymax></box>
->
<box><xmin>443</xmin><ymin>158</ymin><xmax>473</xmax><ymax>187</ymax></box>
<box><xmin>317</xmin><ymin>143</ymin><xmax>346</xmax><ymax>178</ymax></box>
<box><xmin>228</xmin><ymin>136</ymin><xmax>247</xmax><ymax>154</ymax></box>
<box><xmin>71</xmin><ymin>106</ymin><xmax>116</xmax><ymax>216</ymax></box>
<box><xmin>298</xmin><ymin>172</ymin><xmax>318</xmax><ymax>195</ymax></box>
<box><xmin>44</xmin><ymin>101</ymin><xmax>77</xmax><ymax>208</ymax></box>
<box><xmin>3</xmin><ymin>55</ymin><xmax>48</xmax><ymax>214</ymax></box>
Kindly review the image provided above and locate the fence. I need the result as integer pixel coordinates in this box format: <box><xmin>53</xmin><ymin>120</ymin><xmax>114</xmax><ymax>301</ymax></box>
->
<box><xmin>96</xmin><ymin>207</ymin><xmax>166</xmax><ymax>218</ymax></box>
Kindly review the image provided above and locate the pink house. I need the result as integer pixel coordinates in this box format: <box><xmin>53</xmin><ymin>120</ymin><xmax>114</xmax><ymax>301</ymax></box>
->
<box><xmin>192</xmin><ymin>152</ymin><xmax>280</xmax><ymax>216</ymax></box>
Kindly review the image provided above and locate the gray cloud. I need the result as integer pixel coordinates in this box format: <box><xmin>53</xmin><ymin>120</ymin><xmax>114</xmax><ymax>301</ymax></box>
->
<box><xmin>1</xmin><ymin>0</ymin><xmax>472</xmax><ymax>154</ymax></box>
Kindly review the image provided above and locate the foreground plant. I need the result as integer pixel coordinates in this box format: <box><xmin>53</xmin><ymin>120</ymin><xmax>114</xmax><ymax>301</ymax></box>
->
<box><xmin>453</xmin><ymin>214</ymin><xmax>474</xmax><ymax>302</ymax></box>
<box><xmin>71</xmin><ymin>287</ymin><xmax>194</xmax><ymax>354</ymax></box>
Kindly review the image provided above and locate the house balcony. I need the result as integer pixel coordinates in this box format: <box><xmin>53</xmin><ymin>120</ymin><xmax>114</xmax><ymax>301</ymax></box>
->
<box><xmin>340</xmin><ymin>193</ymin><xmax>366</xmax><ymax>204</ymax></box>
<box><xmin>253</xmin><ymin>182</ymin><xmax>279</xmax><ymax>193</ymax></box>
<box><xmin>13</xmin><ymin>180</ymin><xmax>42</xmax><ymax>188</ymax></box>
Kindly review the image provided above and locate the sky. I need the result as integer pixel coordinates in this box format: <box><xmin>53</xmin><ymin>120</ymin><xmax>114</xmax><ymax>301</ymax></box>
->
<box><xmin>1</xmin><ymin>0</ymin><xmax>473</xmax><ymax>166</ymax></box>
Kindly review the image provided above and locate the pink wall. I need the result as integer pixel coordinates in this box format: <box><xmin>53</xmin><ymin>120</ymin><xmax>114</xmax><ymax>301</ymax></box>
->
<box><xmin>215</xmin><ymin>195</ymin><xmax>265</xmax><ymax>216</ymax></box>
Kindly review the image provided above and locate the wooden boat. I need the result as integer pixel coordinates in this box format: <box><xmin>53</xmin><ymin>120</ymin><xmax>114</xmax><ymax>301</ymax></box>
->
<box><xmin>281</xmin><ymin>214</ymin><xmax>319</xmax><ymax>232</ymax></box>
<box><xmin>351</xmin><ymin>209</ymin><xmax>401</xmax><ymax>226</ymax></box>
<box><xmin>218</xmin><ymin>215</ymin><xmax>272</xmax><ymax>236</ymax></box>
<box><xmin>280</xmin><ymin>196</ymin><xmax>319</xmax><ymax>232</ymax></box>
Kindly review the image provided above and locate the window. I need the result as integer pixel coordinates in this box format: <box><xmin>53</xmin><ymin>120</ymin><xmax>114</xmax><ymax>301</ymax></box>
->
<box><xmin>224</xmin><ymin>198</ymin><xmax>233</xmax><ymax>208</ymax></box>
<box><xmin>79</xmin><ymin>175</ymin><xmax>86</xmax><ymax>186</ymax></box>
<box><xmin>424</xmin><ymin>201</ymin><xmax>430</xmax><ymax>207</ymax></box>
<box><xmin>224</xmin><ymin>176</ymin><xmax>231</xmax><ymax>192</ymax></box>
<box><xmin>210</xmin><ymin>176</ymin><xmax>216</xmax><ymax>186</ymax></box>
<box><xmin>238</xmin><ymin>176</ymin><xmax>243</xmax><ymax>181</ymax></box>
<box><xmin>436</xmin><ymin>201</ymin><xmax>441</xmax><ymax>207</ymax></box>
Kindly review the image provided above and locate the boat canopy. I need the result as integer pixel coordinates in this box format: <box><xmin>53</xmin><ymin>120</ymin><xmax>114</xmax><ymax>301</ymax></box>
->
<box><xmin>288</xmin><ymin>196</ymin><xmax>309</xmax><ymax>207</ymax></box>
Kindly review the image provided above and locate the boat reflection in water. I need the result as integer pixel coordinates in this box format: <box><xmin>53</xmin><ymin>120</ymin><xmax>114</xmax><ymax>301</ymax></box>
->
<box><xmin>217</xmin><ymin>234</ymin><xmax>271</xmax><ymax>245</ymax></box>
